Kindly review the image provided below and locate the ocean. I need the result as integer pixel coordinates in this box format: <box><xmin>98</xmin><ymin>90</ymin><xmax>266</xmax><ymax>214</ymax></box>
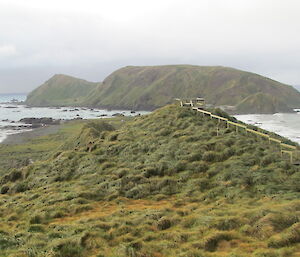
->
<box><xmin>0</xmin><ymin>94</ymin><xmax>148</xmax><ymax>143</ymax></box>
<box><xmin>0</xmin><ymin>94</ymin><xmax>299</xmax><ymax>144</ymax></box>
<box><xmin>235</xmin><ymin>112</ymin><xmax>300</xmax><ymax>144</ymax></box>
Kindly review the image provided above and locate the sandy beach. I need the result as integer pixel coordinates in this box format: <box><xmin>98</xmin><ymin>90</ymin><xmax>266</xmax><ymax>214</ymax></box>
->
<box><xmin>1</xmin><ymin>124</ymin><xmax>62</xmax><ymax>145</ymax></box>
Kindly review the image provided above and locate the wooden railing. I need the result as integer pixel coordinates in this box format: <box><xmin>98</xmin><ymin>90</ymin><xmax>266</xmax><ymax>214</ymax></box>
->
<box><xmin>176</xmin><ymin>99</ymin><xmax>300</xmax><ymax>164</ymax></box>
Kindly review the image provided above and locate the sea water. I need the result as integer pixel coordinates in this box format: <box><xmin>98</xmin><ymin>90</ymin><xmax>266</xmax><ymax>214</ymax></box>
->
<box><xmin>235</xmin><ymin>111</ymin><xmax>300</xmax><ymax>144</ymax></box>
<box><xmin>0</xmin><ymin>94</ymin><xmax>148</xmax><ymax>143</ymax></box>
<box><xmin>0</xmin><ymin>94</ymin><xmax>299</xmax><ymax>144</ymax></box>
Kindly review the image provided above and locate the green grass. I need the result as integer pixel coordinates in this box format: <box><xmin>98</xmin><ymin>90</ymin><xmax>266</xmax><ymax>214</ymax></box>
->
<box><xmin>26</xmin><ymin>65</ymin><xmax>300</xmax><ymax>114</ymax></box>
<box><xmin>26</xmin><ymin>74</ymin><xmax>99</xmax><ymax>107</ymax></box>
<box><xmin>0</xmin><ymin>121</ymin><xmax>84</xmax><ymax>176</ymax></box>
<box><xmin>0</xmin><ymin>105</ymin><xmax>299</xmax><ymax>256</ymax></box>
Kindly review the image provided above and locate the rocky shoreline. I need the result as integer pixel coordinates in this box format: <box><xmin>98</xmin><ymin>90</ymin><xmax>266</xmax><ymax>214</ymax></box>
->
<box><xmin>1</xmin><ymin>117</ymin><xmax>62</xmax><ymax>131</ymax></box>
<box><xmin>1</xmin><ymin>124</ymin><xmax>62</xmax><ymax>145</ymax></box>
<box><xmin>0</xmin><ymin>101</ymin><xmax>147</xmax><ymax>145</ymax></box>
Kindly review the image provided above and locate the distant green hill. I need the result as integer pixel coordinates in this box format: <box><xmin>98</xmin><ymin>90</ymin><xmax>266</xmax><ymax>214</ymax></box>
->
<box><xmin>26</xmin><ymin>74</ymin><xmax>99</xmax><ymax>106</ymax></box>
<box><xmin>0</xmin><ymin>105</ymin><xmax>300</xmax><ymax>256</ymax></box>
<box><xmin>235</xmin><ymin>92</ymin><xmax>292</xmax><ymax>114</ymax></box>
<box><xmin>26</xmin><ymin>65</ymin><xmax>300</xmax><ymax>113</ymax></box>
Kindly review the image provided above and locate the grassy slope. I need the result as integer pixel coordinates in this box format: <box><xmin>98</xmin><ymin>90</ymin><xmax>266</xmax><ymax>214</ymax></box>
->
<box><xmin>83</xmin><ymin>65</ymin><xmax>300</xmax><ymax>113</ymax></box>
<box><xmin>0</xmin><ymin>105</ymin><xmax>300</xmax><ymax>257</ymax></box>
<box><xmin>235</xmin><ymin>93</ymin><xmax>292</xmax><ymax>114</ymax></box>
<box><xmin>26</xmin><ymin>74</ymin><xmax>99</xmax><ymax>107</ymax></box>
<box><xmin>0</xmin><ymin>121</ymin><xmax>85</xmax><ymax>176</ymax></box>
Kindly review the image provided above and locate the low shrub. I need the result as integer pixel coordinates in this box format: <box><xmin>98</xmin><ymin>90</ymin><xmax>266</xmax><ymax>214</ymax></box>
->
<box><xmin>174</xmin><ymin>160</ymin><xmax>188</xmax><ymax>173</ymax></box>
<box><xmin>210</xmin><ymin>216</ymin><xmax>243</xmax><ymax>231</ymax></box>
<box><xmin>157</xmin><ymin>217</ymin><xmax>172</xmax><ymax>230</ymax></box>
<box><xmin>9</xmin><ymin>170</ymin><xmax>23</xmax><ymax>182</ymax></box>
<box><xmin>268</xmin><ymin>223</ymin><xmax>300</xmax><ymax>248</ymax></box>
<box><xmin>28</xmin><ymin>225</ymin><xmax>45</xmax><ymax>233</ymax></box>
<box><xmin>0</xmin><ymin>185</ymin><xmax>9</xmax><ymax>194</ymax></box>
<box><xmin>30</xmin><ymin>214</ymin><xmax>43</xmax><ymax>224</ymax></box>
<box><xmin>202</xmin><ymin>231</ymin><xmax>237</xmax><ymax>251</ymax></box>
<box><xmin>188</xmin><ymin>152</ymin><xmax>203</xmax><ymax>162</ymax></box>
<box><xmin>142</xmin><ymin>167</ymin><xmax>159</xmax><ymax>178</ymax></box>
<box><xmin>156</xmin><ymin>178</ymin><xmax>178</xmax><ymax>195</ymax></box>
<box><xmin>108</xmin><ymin>132</ymin><xmax>119</xmax><ymax>141</ymax></box>
<box><xmin>114</xmin><ymin>168</ymin><xmax>130</xmax><ymax>178</ymax></box>
<box><xmin>261</xmin><ymin>155</ymin><xmax>276</xmax><ymax>167</ymax></box>
<box><xmin>0</xmin><ymin>233</ymin><xmax>19</xmax><ymax>250</ymax></box>
<box><xmin>52</xmin><ymin>240</ymin><xmax>84</xmax><ymax>257</ymax></box>
<box><xmin>195</xmin><ymin>178</ymin><xmax>211</xmax><ymax>192</ymax></box>
<box><xmin>202</xmin><ymin>151</ymin><xmax>217</xmax><ymax>162</ymax></box>
<box><xmin>125</xmin><ymin>186</ymin><xmax>149</xmax><ymax>199</ymax></box>
<box><xmin>13</xmin><ymin>181</ymin><xmax>29</xmax><ymax>193</ymax></box>
<box><xmin>207</xmin><ymin>165</ymin><xmax>221</xmax><ymax>178</ymax></box>
<box><xmin>189</xmin><ymin>161</ymin><xmax>208</xmax><ymax>173</ymax></box>
<box><xmin>182</xmin><ymin>217</ymin><xmax>197</xmax><ymax>228</ymax></box>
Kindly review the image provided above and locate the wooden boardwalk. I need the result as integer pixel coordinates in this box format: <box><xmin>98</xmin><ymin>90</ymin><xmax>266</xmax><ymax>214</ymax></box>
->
<box><xmin>176</xmin><ymin>98</ymin><xmax>300</xmax><ymax>164</ymax></box>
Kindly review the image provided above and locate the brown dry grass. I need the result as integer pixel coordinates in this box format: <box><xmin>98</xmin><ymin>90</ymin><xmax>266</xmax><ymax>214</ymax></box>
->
<box><xmin>51</xmin><ymin>198</ymin><xmax>173</xmax><ymax>225</ymax></box>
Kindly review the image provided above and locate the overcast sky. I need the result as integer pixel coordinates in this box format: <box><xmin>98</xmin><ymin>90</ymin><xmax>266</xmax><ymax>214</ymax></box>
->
<box><xmin>0</xmin><ymin>0</ymin><xmax>300</xmax><ymax>93</ymax></box>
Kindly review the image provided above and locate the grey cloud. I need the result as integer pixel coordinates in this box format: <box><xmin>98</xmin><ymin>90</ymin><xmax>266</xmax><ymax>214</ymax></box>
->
<box><xmin>0</xmin><ymin>0</ymin><xmax>300</xmax><ymax>93</ymax></box>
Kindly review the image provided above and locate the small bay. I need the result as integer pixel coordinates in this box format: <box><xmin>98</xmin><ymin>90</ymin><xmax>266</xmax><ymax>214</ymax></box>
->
<box><xmin>0</xmin><ymin>94</ymin><xmax>148</xmax><ymax>143</ymax></box>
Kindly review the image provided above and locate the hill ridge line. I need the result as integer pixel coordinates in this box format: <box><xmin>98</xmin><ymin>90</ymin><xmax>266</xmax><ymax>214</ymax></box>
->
<box><xmin>176</xmin><ymin>98</ymin><xmax>300</xmax><ymax>164</ymax></box>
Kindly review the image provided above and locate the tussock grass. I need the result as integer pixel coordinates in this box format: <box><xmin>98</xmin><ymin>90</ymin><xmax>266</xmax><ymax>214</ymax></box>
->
<box><xmin>0</xmin><ymin>105</ymin><xmax>299</xmax><ymax>256</ymax></box>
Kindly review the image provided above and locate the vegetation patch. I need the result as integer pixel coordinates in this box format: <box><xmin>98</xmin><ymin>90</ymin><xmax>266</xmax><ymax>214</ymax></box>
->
<box><xmin>0</xmin><ymin>105</ymin><xmax>299</xmax><ymax>256</ymax></box>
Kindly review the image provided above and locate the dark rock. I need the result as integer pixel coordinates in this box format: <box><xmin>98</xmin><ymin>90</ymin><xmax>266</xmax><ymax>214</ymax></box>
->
<box><xmin>3</xmin><ymin>124</ymin><xmax>32</xmax><ymax>130</ymax></box>
<box><xmin>19</xmin><ymin>117</ymin><xmax>60</xmax><ymax>125</ymax></box>
<box><xmin>112</xmin><ymin>113</ymin><xmax>125</xmax><ymax>117</ymax></box>
<box><xmin>31</xmin><ymin>124</ymin><xmax>42</xmax><ymax>128</ymax></box>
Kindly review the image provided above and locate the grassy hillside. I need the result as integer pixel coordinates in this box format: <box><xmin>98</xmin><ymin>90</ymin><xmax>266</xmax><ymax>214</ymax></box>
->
<box><xmin>26</xmin><ymin>74</ymin><xmax>99</xmax><ymax>107</ymax></box>
<box><xmin>235</xmin><ymin>93</ymin><xmax>292</xmax><ymax>114</ymax></box>
<box><xmin>0</xmin><ymin>105</ymin><xmax>300</xmax><ymax>257</ymax></box>
<box><xmin>26</xmin><ymin>65</ymin><xmax>300</xmax><ymax>114</ymax></box>
<box><xmin>83</xmin><ymin>65</ymin><xmax>300</xmax><ymax>113</ymax></box>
